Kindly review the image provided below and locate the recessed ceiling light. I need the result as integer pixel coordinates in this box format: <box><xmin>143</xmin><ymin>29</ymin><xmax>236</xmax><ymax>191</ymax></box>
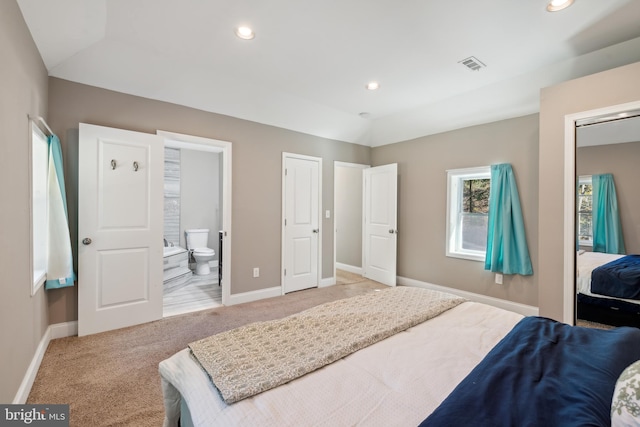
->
<box><xmin>546</xmin><ymin>0</ymin><xmax>574</xmax><ymax>12</ymax></box>
<box><xmin>235</xmin><ymin>26</ymin><xmax>255</xmax><ymax>40</ymax></box>
<box><xmin>366</xmin><ymin>82</ymin><xmax>380</xmax><ymax>91</ymax></box>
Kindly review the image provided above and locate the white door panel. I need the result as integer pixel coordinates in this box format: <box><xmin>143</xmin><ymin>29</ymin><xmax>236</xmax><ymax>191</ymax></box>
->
<box><xmin>293</xmin><ymin>237</ymin><xmax>312</xmax><ymax>275</ymax></box>
<box><xmin>78</xmin><ymin>123</ymin><xmax>163</xmax><ymax>336</ymax></box>
<box><xmin>283</xmin><ymin>154</ymin><xmax>321</xmax><ymax>293</ymax></box>
<box><xmin>363</xmin><ymin>164</ymin><xmax>398</xmax><ymax>286</ymax></box>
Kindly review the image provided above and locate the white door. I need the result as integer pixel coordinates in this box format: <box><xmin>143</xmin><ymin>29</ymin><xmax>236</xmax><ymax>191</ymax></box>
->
<box><xmin>78</xmin><ymin>123</ymin><xmax>163</xmax><ymax>336</ymax></box>
<box><xmin>363</xmin><ymin>163</ymin><xmax>398</xmax><ymax>286</ymax></box>
<box><xmin>282</xmin><ymin>154</ymin><xmax>321</xmax><ymax>293</ymax></box>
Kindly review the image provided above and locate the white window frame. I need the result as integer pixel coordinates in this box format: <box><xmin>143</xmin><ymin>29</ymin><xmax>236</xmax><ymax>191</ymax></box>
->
<box><xmin>446</xmin><ymin>166</ymin><xmax>491</xmax><ymax>262</ymax></box>
<box><xmin>577</xmin><ymin>175</ymin><xmax>593</xmax><ymax>247</ymax></box>
<box><xmin>30</xmin><ymin>122</ymin><xmax>48</xmax><ymax>295</ymax></box>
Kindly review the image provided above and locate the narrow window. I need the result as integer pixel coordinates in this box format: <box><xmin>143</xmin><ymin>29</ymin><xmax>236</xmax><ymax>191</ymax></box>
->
<box><xmin>31</xmin><ymin>123</ymin><xmax>48</xmax><ymax>294</ymax></box>
<box><xmin>446</xmin><ymin>167</ymin><xmax>491</xmax><ymax>261</ymax></box>
<box><xmin>577</xmin><ymin>175</ymin><xmax>593</xmax><ymax>247</ymax></box>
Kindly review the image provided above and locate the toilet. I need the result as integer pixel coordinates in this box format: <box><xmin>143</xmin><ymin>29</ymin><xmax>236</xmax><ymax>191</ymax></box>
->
<box><xmin>185</xmin><ymin>229</ymin><xmax>216</xmax><ymax>275</ymax></box>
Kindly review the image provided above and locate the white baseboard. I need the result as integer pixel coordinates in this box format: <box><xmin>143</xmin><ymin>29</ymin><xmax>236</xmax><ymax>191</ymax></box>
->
<box><xmin>13</xmin><ymin>321</ymin><xmax>78</xmax><ymax>404</ymax></box>
<box><xmin>50</xmin><ymin>321</ymin><xmax>78</xmax><ymax>339</ymax></box>
<box><xmin>319</xmin><ymin>277</ymin><xmax>336</xmax><ymax>288</ymax></box>
<box><xmin>397</xmin><ymin>276</ymin><xmax>539</xmax><ymax>317</ymax></box>
<box><xmin>336</xmin><ymin>263</ymin><xmax>363</xmax><ymax>275</ymax></box>
<box><xmin>227</xmin><ymin>286</ymin><xmax>282</xmax><ymax>305</ymax></box>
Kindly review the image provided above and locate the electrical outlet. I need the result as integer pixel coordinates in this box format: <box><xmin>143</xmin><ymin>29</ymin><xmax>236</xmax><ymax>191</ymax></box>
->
<box><xmin>253</xmin><ymin>267</ymin><xmax>260</xmax><ymax>278</ymax></box>
<box><xmin>495</xmin><ymin>273</ymin><xmax>503</xmax><ymax>285</ymax></box>
<box><xmin>325</xmin><ymin>210</ymin><xmax>331</xmax><ymax>219</ymax></box>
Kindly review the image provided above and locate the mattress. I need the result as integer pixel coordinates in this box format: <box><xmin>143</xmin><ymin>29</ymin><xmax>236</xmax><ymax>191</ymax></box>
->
<box><xmin>159</xmin><ymin>300</ymin><xmax>523</xmax><ymax>427</ymax></box>
<box><xmin>576</xmin><ymin>251</ymin><xmax>640</xmax><ymax>304</ymax></box>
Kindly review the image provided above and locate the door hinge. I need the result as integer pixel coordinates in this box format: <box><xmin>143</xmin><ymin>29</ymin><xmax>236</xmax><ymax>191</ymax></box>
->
<box><xmin>284</xmin><ymin>269</ymin><xmax>287</xmax><ymax>276</ymax></box>
<box><xmin>285</xmin><ymin>168</ymin><xmax>288</xmax><ymax>176</ymax></box>
<box><xmin>284</xmin><ymin>218</ymin><xmax>287</xmax><ymax>226</ymax></box>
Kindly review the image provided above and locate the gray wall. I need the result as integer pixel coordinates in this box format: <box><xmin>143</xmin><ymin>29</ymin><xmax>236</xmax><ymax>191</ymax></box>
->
<box><xmin>577</xmin><ymin>141</ymin><xmax>640</xmax><ymax>254</ymax></box>
<box><xmin>46</xmin><ymin>77</ymin><xmax>371</xmax><ymax>323</ymax></box>
<box><xmin>372</xmin><ymin>114</ymin><xmax>539</xmax><ymax>306</ymax></box>
<box><xmin>539</xmin><ymin>61</ymin><xmax>640</xmax><ymax>321</ymax></box>
<box><xmin>0</xmin><ymin>0</ymin><xmax>50</xmax><ymax>403</ymax></box>
<box><xmin>335</xmin><ymin>164</ymin><xmax>365</xmax><ymax>268</ymax></box>
<box><xmin>180</xmin><ymin>149</ymin><xmax>221</xmax><ymax>252</ymax></box>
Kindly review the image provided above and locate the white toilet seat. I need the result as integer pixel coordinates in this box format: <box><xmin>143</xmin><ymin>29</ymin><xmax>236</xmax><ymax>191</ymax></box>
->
<box><xmin>193</xmin><ymin>248</ymin><xmax>215</xmax><ymax>256</ymax></box>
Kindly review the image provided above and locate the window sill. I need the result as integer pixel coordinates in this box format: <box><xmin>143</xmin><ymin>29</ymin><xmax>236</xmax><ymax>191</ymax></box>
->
<box><xmin>446</xmin><ymin>251</ymin><xmax>485</xmax><ymax>262</ymax></box>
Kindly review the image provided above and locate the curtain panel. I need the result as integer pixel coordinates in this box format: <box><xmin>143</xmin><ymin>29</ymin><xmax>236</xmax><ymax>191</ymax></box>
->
<box><xmin>592</xmin><ymin>173</ymin><xmax>625</xmax><ymax>255</ymax></box>
<box><xmin>484</xmin><ymin>163</ymin><xmax>533</xmax><ymax>276</ymax></box>
<box><xmin>45</xmin><ymin>134</ymin><xmax>76</xmax><ymax>289</ymax></box>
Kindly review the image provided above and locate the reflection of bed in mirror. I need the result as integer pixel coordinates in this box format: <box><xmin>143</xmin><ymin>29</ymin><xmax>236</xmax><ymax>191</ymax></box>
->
<box><xmin>577</xmin><ymin>251</ymin><xmax>640</xmax><ymax>327</ymax></box>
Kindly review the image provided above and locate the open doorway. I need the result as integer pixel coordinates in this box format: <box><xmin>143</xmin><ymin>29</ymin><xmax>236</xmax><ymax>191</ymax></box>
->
<box><xmin>158</xmin><ymin>130</ymin><xmax>232</xmax><ymax>316</ymax></box>
<box><xmin>333</xmin><ymin>161</ymin><xmax>369</xmax><ymax>282</ymax></box>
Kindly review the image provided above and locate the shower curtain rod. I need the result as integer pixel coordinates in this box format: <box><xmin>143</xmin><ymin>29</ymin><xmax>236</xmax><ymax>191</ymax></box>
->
<box><xmin>28</xmin><ymin>114</ymin><xmax>53</xmax><ymax>136</ymax></box>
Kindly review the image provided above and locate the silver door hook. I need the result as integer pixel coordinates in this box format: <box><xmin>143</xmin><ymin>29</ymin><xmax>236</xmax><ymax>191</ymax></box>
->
<box><xmin>111</xmin><ymin>159</ymin><xmax>116</xmax><ymax>170</ymax></box>
<box><xmin>133</xmin><ymin>161</ymin><xmax>139</xmax><ymax>172</ymax></box>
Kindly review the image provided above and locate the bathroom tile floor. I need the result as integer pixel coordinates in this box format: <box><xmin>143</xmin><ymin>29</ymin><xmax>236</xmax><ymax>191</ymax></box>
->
<box><xmin>163</xmin><ymin>270</ymin><xmax>222</xmax><ymax>318</ymax></box>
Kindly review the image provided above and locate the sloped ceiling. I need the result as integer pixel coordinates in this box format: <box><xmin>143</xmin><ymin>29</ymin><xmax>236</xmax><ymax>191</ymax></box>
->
<box><xmin>17</xmin><ymin>0</ymin><xmax>640</xmax><ymax>146</ymax></box>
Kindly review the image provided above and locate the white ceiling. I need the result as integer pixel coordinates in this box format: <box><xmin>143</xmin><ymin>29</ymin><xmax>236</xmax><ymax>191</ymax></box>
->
<box><xmin>17</xmin><ymin>0</ymin><xmax>640</xmax><ymax>147</ymax></box>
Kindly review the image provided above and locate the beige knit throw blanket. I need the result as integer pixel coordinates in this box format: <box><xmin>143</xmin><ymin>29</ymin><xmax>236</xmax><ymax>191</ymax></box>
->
<box><xmin>188</xmin><ymin>287</ymin><xmax>466</xmax><ymax>404</ymax></box>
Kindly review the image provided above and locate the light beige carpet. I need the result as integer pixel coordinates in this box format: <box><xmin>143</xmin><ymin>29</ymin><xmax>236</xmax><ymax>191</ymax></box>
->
<box><xmin>576</xmin><ymin>319</ymin><xmax>615</xmax><ymax>330</ymax></box>
<box><xmin>335</xmin><ymin>269</ymin><xmax>364</xmax><ymax>285</ymax></box>
<box><xmin>27</xmin><ymin>279</ymin><xmax>384</xmax><ymax>427</ymax></box>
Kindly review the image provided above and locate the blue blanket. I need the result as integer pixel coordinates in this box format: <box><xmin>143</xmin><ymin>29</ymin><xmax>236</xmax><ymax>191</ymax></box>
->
<box><xmin>592</xmin><ymin>255</ymin><xmax>640</xmax><ymax>300</ymax></box>
<box><xmin>419</xmin><ymin>317</ymin><xmax>640</xmax><ymax>427</ymax></box>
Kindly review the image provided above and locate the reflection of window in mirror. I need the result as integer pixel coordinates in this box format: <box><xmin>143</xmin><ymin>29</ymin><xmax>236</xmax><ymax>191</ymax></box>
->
<box><xmin>577</xmin><ymin>175</ymin><xmax>593</xmax><ymax>248</ymax></box>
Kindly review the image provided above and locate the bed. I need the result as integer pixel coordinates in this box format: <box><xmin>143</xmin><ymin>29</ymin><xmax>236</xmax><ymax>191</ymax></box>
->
<box><xmin>577</xmin><ymin>251</ymin><xmax>640</xmax><ymax>327</ymax></box>
<box><xmin>159</xmin><ymin>287</ymin><xmax>640</xmax><ymax>427</ymax></box>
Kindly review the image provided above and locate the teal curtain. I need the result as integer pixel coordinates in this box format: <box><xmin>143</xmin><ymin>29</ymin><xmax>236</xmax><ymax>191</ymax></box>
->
<box><xmin>484</xmin><ymin>164</ymin><xmax>532</xmax><ymax>275</ymax></box>
<box><xmin>45</xmin><ymin>134</ymin><xmax>76</xmax><ymax>289</ymax></box>
<box><xmin>592</xmin><ymin>174</ymin><xmax>625</xmax><ymax>254</ymax></box>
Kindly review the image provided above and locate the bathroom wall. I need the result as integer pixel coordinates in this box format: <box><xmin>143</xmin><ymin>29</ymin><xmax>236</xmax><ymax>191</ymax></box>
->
<box><xmin>180</xmin><ymin>149</ymin><xmax>221</xmax><ymax>253</ymax></box>
<box><xmin>164</xmin><ymin>147</ymin><xmax>181</xmax><ymax>246</ymax></box>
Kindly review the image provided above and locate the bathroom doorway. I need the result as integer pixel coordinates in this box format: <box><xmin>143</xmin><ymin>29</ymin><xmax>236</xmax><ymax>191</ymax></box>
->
<box><xmin>158</xmin><ymin>130</ymin><xmax>232</xmax><ymax>317</ymax></box>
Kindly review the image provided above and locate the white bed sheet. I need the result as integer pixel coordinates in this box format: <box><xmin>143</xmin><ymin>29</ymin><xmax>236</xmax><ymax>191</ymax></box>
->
<box><xmin>159</xmin><ymin>301</ymin><xmax>523</xmax><ymax>427</ymax></box>
<box><xmin>575</xmin><ymin>252</ymin><xmax>640</xmax><ymax>304</ymax></box>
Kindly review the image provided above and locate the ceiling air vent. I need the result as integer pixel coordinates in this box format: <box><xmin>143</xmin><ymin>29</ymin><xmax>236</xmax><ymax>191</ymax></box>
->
<box><xmin>459</xmin><ymin>56</ymin><xmax>486</xmax><ymax>71</ymax></box>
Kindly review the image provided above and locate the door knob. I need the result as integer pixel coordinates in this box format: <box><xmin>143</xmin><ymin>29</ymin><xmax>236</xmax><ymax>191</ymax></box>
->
<box><xmin>312</xmin><ymin>229</ymin><xmax>319</xmax><ymax>233</ymax></box>
<box><xmin>389</xmin><ymin>229</ymin><xmax>398</xmax><ymax>234</ymax></box>
<box><xmin>82</xmin><ymin>238</ymin><xmax>92</xmax><ymax>245</ymax></box>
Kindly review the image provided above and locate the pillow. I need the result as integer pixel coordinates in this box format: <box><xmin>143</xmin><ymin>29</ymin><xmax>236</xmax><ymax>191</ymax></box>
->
<box><xmin>612</xmin><ymin>359</ymin><xmax>640</xmax><ymax>426</ymax></box>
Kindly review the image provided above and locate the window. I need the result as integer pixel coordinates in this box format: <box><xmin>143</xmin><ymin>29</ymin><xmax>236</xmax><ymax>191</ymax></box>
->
<box><xmin>577</xmin><ymin>175</ymin><xmax>593</xmax><ymax>246</ymax></box>
<box><xmin>446</xmin><ymin>166</ymin><xmax>491</xmax><ymax>261</ymax></box>
<box><xmin>31</xmin><ymin>123</ymin><xmax>48</xmax><ymax>294</ymax></box>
